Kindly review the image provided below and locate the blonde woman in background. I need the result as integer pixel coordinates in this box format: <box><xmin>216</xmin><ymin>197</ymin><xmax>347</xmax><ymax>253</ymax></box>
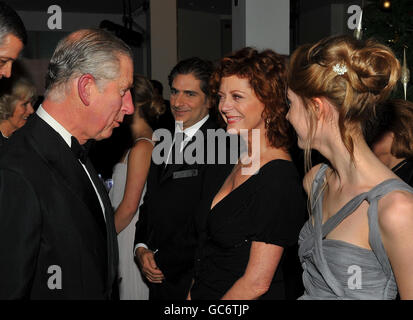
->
<box><xmin>0</xmin><ymin>72</ymin><xmax>35</xmax><ymax>146</ymax></box>
<box><xmin>286</xmin><ymin>35</ymin><xmax>413</xmax><ymax>299</ymax></box>
<box><xmin>109</xmin><ymin>74</ymin><xmax>165</xmax><ymax>300</ymax></box>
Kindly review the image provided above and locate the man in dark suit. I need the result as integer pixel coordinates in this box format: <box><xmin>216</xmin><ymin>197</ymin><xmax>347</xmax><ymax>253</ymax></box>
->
<box><xmin>0</xmin><ymin>29</ymin><xmax>134</xmax><ymax>299</ymax></box>
<box><xmin>0</xmin><ymin>1</ymin><xmax>26</xmax><ymax>80</ymax></box>
<box><xmin>134</xmin><ymin>57</ymin><xmax>220</xmax><ymax>300</ymax></box>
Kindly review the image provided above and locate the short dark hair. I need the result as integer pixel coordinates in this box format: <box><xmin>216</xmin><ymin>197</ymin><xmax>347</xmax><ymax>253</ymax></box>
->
<box><xmin>168</xmin><ymin>57</ymin><xmax>213</xmax><ymax>97</ymax></box>
<box><xmin>0</xmin><ymin>1</ymin><xmax>27</xmax><ymax>45</ymax></box>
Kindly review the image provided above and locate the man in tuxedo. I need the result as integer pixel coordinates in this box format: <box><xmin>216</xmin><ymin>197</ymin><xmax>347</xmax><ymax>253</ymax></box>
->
<box><xmin>134</xmin><ymin>57</ymin><xmax>220</xmax><ymax>299</ymax></box>
<box><xmin>0</xmin><ymin>1</ymin><xmax>27</xmax><ymax>79</ymax></box>
<box><xmin>0</xmin><ymin>29</ymin><xmax>134</xmax><ymax>299</ymax></box>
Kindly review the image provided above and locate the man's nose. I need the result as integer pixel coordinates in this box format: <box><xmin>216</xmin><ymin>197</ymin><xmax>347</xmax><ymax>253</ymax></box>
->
<box><xmin>0</xmin><ymin>62</ymin><xmax>12</xmax><ymax>78</ymax></box>
<box><xmin>173</xmin><ymin>93</ymin><xmax>185</xmax><ymax>107</ymax></box>
<box><xmin>121</xmin><ymin>90</ymin><xmax>134</xmax><ymax>115</ymax></box>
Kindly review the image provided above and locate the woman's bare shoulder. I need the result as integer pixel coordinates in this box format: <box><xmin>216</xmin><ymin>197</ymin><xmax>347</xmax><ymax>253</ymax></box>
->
<box><xmin>379</xmin><ymin>189</ymin><xmax>413</xmax><ymax>232</ymax></box>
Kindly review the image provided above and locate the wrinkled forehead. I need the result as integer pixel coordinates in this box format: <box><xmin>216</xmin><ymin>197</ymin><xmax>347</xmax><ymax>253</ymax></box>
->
<box><xmin>117</xmin><ymin>54</ymin><xmax>134</xmax><ymax>86</ymax></box>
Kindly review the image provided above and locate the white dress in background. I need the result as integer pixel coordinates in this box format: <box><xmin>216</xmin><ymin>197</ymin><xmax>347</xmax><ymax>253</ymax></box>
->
<box><xmin>109</xmin><ymin>137</ymin><xmax>154</xmax><ymax>300</ymax></box>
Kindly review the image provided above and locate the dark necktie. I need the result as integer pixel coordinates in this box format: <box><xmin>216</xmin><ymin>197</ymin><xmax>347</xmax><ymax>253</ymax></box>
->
<box><xmin>71</xmin><ymin>136</ymin><xmax>94</xmax><ymax>164</ymax></box>
<box><xmin>167</xmin><ymin>131</ymin><xmax>186</xmax><ymax>166</ymax></box>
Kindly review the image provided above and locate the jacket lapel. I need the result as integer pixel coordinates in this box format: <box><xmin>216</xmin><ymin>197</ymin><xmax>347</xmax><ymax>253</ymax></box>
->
<box><xmin>26</xmin><ymin>115</ymin><xmax>115</xmax><ymax>290</ymax></box>
<box><xmin>84</xmin><ymin>158</ymin><xmax>118</xmax><ymax>289</ymax></box>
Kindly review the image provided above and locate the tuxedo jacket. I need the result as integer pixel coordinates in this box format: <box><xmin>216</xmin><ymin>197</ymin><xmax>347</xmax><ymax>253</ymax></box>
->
<box><xmin>134</xmin><ymin>117</ymin><xmax>227</xmax><ymax>282</ymax></box>
<box><xmin>0</xmin><ymin>114</ymin><xmax>118</xmax><ymax>299</ymax></box>
<box><xmin>0</xmin><ymin>132</ymin><xmax>7</xmax><ymax>148</ymax></box>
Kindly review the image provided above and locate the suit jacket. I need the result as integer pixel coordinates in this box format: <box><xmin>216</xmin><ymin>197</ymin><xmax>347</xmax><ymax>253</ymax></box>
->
<box><xmin>0</xmin><ymin>132</ymin><xmax>8</xmax><ymax>148</ymax></box>
<box><xmin>134</xmin><ymin>117</ymin><xmax>226</xmax><ymax>282</ymax></box>
<box><xmin>0</xmin><ymin>114</ymin><xmax>118</xmax><ymax>299</ymax></box>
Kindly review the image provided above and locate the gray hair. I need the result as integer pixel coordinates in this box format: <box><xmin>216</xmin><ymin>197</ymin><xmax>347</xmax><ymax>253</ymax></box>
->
<box><xmin>0</xmin><ymin>1</ymin><xmax>27</xmax><ymax>46</ymax></box>
<box><xmin>45</xmin><ymin>28</ymin><xmax>132</xmax><ymax>98</ymax></box>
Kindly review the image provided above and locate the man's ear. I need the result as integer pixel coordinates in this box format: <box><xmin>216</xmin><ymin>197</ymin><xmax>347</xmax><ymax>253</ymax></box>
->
<box><xmin>77</xmin><ymin>74</ymin><xmax>95</xmax><ymax>106</ymax></box>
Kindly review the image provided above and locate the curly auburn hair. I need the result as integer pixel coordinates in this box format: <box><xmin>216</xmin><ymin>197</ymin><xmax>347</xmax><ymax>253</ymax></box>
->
<box><xmin>210</xmin><ymin>47</ymin><xmax>292</xmax><ymax>150</ymax></box>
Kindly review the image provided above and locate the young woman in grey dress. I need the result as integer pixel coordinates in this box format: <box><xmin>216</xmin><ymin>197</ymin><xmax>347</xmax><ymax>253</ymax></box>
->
<box><xmin>109</xmin><ymin>75</ymin><xmax>165</xmax><ymax>299</ymax></box>
<box><xmin>286</xmin><ymin>35</ymin><xmax>413</xmax><ymax>299</ymax></box>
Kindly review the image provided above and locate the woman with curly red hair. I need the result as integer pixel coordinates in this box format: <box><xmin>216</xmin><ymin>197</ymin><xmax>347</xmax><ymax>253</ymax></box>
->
<box><xmin>188</xmin><ymin>47</ymin><xmax>306</xmax><ymax>300</ymax></box>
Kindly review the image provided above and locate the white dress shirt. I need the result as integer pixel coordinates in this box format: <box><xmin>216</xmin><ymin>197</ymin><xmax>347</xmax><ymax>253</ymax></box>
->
<box><xmin>36</xmin><ymin>105</ymin><xmax>106</xmax><ymax>221</ymax></box>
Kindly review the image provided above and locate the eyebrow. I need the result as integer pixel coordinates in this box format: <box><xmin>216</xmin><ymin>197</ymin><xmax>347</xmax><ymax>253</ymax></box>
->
<box><xmin>218</xmin><ymin>90</ymin><xmax>246</xmax><ymax>95</ymax></box>
<box><xmin>171</xmin><ymin>87</ymin><xmax>198</xmax><ymax>95</ymax></box>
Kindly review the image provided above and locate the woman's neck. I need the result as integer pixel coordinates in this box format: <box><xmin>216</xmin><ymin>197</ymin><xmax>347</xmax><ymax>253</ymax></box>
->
<box><xmin>240</xmin><ymin>127</ymin><xmax>290</xmax><ymax>170</ymax></box>
<box><xmin>316</xmin><ymin>132</ymin><xmax>393</xmax><ymax>187</ymax></box>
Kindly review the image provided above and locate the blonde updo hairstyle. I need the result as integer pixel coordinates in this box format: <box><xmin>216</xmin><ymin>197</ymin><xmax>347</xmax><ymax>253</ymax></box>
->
<box><xmin>288</xmin><ymin>35</ymin><xmax>401</xmax><ymax>172</ymax></box>
<box><xmin>131</xmin><ymin>74</ymin><xmax>165</xmax><ymax>129</ymax></box>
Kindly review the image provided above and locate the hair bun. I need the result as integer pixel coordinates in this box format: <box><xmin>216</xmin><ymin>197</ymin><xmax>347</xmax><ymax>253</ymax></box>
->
<box><xmin>349</xmin><ymin>40</ymin><xmax>400</xmax><ymax>101</ymax></box>
<box><xmin>288</xmin><ymin>35</ymin><xmax>401</xmax><ymax>160</ymax></box>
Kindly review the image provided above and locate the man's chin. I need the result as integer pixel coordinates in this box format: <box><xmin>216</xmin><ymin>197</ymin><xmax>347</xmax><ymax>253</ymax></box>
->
<box><xmin>96</xmin><ymin>128</ymin><xmax>114</xmax><ymax>141</ymax></box>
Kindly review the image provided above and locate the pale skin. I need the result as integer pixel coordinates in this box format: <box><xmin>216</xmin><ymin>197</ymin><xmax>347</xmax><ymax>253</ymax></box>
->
<box><xmin>287</xmin><ymin>90</ymin><xmax>413</xmax><ymax>299</ymax></box>
<box><xmin>114</xmin><ymin>112</ymin><xmax>153</xmax><ymax>234</ymax></box>
<box><xmin>188</xmin><ymin>75</ymin><xmax>290</xmax><ymax>300</ymax></box>
<box><xmin>42</xmin><ymin>52</ymin><xmax>134</xmax><ymax>145</ymax></box>
<box><xmin>0</xmin><ymin>34</ymin><xmax>23</xmax><ymax>79</ymax></box>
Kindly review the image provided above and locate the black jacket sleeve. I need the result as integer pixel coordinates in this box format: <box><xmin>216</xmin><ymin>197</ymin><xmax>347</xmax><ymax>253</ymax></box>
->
<box><xmin>0</xmin><ymin>169</ymin><xmax>41</xmax><ymax>299</ymax></box>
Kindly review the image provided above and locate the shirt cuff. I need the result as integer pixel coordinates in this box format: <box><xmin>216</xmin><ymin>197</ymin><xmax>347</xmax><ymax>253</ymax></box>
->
<box><xmin>134</xmin><ymin>243</ymin><xmax>148</xmax><ymax>255</ymax></box>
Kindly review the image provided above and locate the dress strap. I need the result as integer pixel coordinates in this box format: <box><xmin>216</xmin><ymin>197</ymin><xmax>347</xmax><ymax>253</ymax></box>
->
<box><xmin>321</xmin><ymin>192</ymin><xmax>367</xmax><ymax>238</ymax></box>
<box><xmin>309</xmin><ymin>164</ymin><xmax>347</xmax><ymax>297</ymax></box>
<box><xmin>310</xmin><ymin>163</ymin><xmax>329</xmax><ymax>208</ymax></box>
<box><xmin>321</xmin><ymin>178</ymin><xmax>411</xmax><ymax>238</ymax></box>
<box><xmin>314</xmin><ymin>176</ymin><xmax>413</xmax><ymax>297</ymax></box>
<box><xmin>135</xmin><ymin>137</ymin><xmax>155</xmax><ymax>146</ymax></box>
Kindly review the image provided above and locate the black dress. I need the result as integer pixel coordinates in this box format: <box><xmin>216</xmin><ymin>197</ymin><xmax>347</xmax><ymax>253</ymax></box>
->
<box><xmin>191</xmin><ymin>159</ymin><xmax>306</xmax><ymax>300</ymax></box>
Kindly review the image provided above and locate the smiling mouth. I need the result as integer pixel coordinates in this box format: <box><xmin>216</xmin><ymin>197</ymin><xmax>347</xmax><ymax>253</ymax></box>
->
<box><xmin>226</xmin><ymin>116</ymin><xmax>242</xmax><ymax>124</ymax></box>
<box><xmin>172</xmin><ymin>108</ymin><xmax>190</xmax><ymax>115</ymax></box>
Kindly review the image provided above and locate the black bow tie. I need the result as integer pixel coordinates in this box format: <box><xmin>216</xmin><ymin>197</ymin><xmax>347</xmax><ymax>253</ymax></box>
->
<box><xmin>71</xmin><ymin>136</ymin><xmax>94</xmax><ymax>164</ymax></box>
